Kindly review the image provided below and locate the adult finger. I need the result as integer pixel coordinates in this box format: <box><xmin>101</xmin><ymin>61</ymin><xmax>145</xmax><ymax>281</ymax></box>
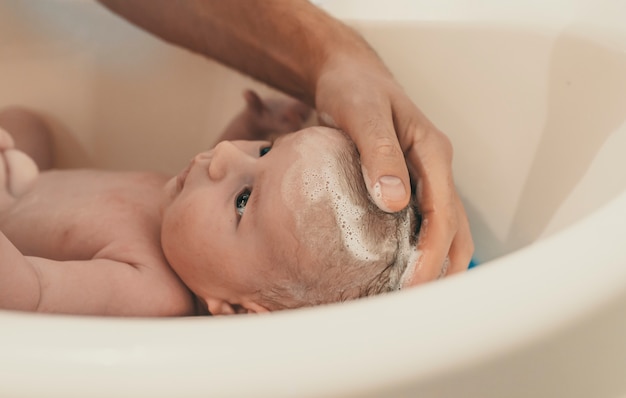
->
<box><xmin>408</xmin><ymin>190</ymin><xmax>458</xmax><ymax>285</ymax></box>
<box><xmin>445</xmin><ymin>196</ymin><xmax>474</xmax><ymax>276</ymax></box>
<box><xmin>328</xmin><ymin>97</ymin><xmax>411</xmax><ymax>213</ymax></box>
<box><xmin>392</xmin><ymin>99</ymin><xmax>461</xmax><ymax>285</ymax></box>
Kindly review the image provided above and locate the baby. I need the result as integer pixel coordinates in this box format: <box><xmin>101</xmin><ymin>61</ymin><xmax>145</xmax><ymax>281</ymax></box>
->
<box><xmin>0</xmin><ymin>93</ymin><xmax>422</xmax><ymax>316</ymax></box>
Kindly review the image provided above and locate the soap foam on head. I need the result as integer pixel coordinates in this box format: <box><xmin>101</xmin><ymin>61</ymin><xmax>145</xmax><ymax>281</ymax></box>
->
<box><xmin>281</xmin><ymin>130</ymin><xmax>380</xmax><ymax>263</ymax></box>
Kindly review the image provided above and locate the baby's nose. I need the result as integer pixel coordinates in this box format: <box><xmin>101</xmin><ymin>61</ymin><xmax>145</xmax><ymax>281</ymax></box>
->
<box><xmin>208</xmin><ymin>141</ymin><xmax>255</xmax><ymax>181</ymax></box>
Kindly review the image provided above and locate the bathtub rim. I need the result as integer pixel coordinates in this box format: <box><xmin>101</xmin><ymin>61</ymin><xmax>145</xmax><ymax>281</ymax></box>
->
<box><xmin>1</xmin><ymin>189</ymin><xmax>625</xmax><ymax>397</ymax></box>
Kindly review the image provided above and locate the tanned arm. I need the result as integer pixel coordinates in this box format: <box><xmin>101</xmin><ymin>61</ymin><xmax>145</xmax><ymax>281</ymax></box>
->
<box><xmin>97</xmin><ymin>0</ymin><xmax>362</xmax><ymax>106</ymax></box>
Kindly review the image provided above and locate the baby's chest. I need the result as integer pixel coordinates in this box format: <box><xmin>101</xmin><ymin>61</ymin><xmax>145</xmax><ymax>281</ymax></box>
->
<box><xmin>0</xmin><ymin>171</ymin><xmax>164</xmax><ymax>260</ymax></box>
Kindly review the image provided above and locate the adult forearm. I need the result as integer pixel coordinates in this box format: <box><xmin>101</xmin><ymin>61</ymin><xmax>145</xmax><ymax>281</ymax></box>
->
<box><xmin>97</xmin><ymin>0</ymin><xmax>374</xmax><ymax>105</ymax></box>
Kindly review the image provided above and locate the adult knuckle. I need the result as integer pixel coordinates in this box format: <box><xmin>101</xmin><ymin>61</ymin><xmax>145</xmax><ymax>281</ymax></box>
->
<box><xmin>405</xmin><ymin>116</ymin><xmax>454</xmax><ymax>161</ymax></box>
<box><xmin>373</xmin><ymin>136</ymin><xmax>402</xmax><ymax>158</ymax></box>
<box><xmin>345</xmin><ymin>93</ymin><xmax>377</xmax><ymax>113</ymax></box>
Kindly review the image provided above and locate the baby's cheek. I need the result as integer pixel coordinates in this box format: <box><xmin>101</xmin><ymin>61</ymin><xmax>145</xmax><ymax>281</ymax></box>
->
<box><xmin>161</xmin><ymin>207</ymin><xmax>190</xmax><ymax>262</ymax></box>
<box><xmin>162</xmin><ymin>201</ymin><xmax>209</xmax><ymax>262</ymax></box>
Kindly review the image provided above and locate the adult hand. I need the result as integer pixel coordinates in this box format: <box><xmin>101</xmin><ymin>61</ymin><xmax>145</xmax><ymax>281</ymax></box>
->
<box><xmin>315</xmin><ymin>54</ymin><xmax>474</xmax><ymax>285</ymax></box>
<box><xmin>96</xmin><ymin>0</ymin><xmax>473</xmax><ymax>283</ymax></box>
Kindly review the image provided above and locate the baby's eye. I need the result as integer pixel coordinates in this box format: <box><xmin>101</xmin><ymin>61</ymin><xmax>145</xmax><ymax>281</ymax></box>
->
<box><xmin>235</xmin><ymin>189</ymin><xmax>251</xmax><ymax>216</ymax></box>
<box><xmin>259</xmin><ymin>146</ymin><xmax>272</xmax><ymax>157</ymax></box>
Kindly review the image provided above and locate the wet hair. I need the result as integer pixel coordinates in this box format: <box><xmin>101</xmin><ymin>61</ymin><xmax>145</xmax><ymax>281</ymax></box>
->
<box><xmin>258</xmin><ymin>131</ymin><xmax>421</xmax><ymax>310</ymax></box>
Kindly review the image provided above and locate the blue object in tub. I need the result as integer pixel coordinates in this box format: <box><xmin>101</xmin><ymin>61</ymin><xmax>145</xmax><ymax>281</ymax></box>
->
<box><xmin>468</xmin><ymin>258</ymin><xmax>479</xmax><ymax>269</ymax></box>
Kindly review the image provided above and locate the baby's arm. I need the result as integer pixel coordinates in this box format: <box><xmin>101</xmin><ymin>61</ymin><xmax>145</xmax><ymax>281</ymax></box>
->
<box><xmin>0</xmin><ymin>231</ymin><xmax>191</xmax><ymax>316</ymax></box>
<box><xmin>0</xmin><ymin>231</ymin><xmax>40</xmax><ymax>311</ymax></box>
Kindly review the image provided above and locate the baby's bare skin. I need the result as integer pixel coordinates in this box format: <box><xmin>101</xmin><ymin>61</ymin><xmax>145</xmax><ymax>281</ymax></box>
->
<box><xmin>2</xmin><ymin>170</ymin><xmax>163</xmax><ymax>260</ymax></box>
<box><xmin>0</xmin><ymin>107</ymin><xmax>199</xmax><ymax>316</ymax></box>
<box><xmin>0</xmin><ymin>92</ymin><xmax>310</xmax><ymax>316</ymax></box>
<box><xmin>0</xmin><ymin>167</ymin><xmax>198</xmax><ymax>316</ymax></box>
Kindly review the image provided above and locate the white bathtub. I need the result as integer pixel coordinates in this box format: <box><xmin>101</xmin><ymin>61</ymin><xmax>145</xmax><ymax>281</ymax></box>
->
<box><xmin>1</xmin><ymin>0</ymin><xmax>625</xmax><ymax>397</ymax></box>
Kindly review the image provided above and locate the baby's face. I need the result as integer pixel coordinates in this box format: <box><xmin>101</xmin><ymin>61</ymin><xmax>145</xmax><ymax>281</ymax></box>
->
<box><xmin>160</xmin><ymin>127</ymin><xmax>349</xmax><ymax>311</ymax></box>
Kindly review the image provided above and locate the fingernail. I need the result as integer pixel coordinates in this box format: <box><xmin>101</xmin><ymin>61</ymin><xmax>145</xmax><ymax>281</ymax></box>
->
<box><xmin>375</xmin><ymin>176</ymin><xmax>407</xmax><ymax>208</ymax></box>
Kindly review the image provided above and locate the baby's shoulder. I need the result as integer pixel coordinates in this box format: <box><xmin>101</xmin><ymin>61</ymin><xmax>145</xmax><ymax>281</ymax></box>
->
<box><xmin>98</xmin><ymin>242</ymin><xmax>198</xmax><ymax>316</ymax></box>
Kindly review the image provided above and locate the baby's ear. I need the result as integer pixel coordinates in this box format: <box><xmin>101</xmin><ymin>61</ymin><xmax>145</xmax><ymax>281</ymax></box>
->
<box><xmin>205</xmin><ymin>297</ymin><xmax>270</xmax><ymax>315</ymax></box>
<box><xmin>241</xmin><ymin>300</ymin><xmax>270</xmax><ymax>314</ymax></box>
<box><xmin>205</xmin><ymin>298</ymin><xmax>237</xmax><ymax>316</ymax></box>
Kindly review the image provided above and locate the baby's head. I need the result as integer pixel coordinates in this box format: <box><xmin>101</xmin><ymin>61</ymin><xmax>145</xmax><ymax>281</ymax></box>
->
<box><xmin>161</xmin><ymin>127</ymin><xmax>420</xmax><ymax>315</ymax></box>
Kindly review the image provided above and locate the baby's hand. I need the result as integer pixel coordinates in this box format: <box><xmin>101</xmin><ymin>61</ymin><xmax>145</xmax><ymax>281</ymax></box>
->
<box><xmin>215</xmin><ymin>90</ymin><xmax>313</xmax><ymax>144</ymax></box>
<box><xmin>242</xmin><ymin>90</ymin><xmax>312</xmax><ymax>141</ymax></box>
<box><xmin>0</xmin><ymin>127</ymin><xmax>39</xmax><ymax>198</ymax></box>
<box><xmin>0</xmin><ymin>127</ymin><xmax>15</xmax><ymax>150</ymax></box>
